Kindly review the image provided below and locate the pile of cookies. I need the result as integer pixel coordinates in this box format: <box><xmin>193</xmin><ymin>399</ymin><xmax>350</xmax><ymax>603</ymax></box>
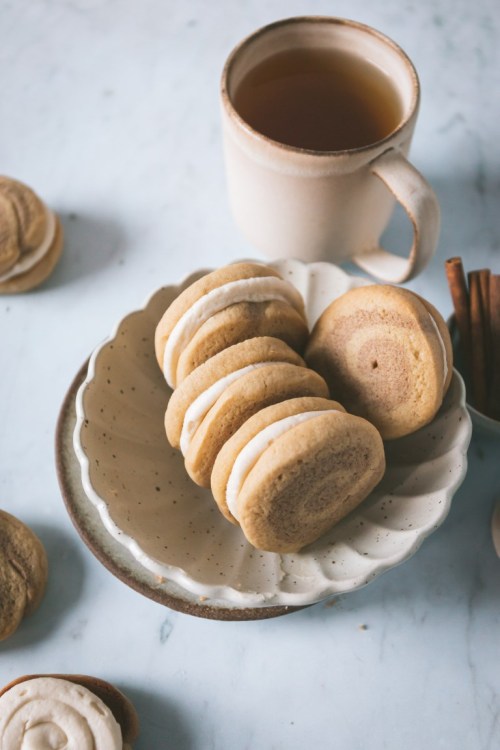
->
<box><xmin>155</xmin><ymin>262</ymin><xmax>453</xmax><ymax>554</ymax></box>
<box><xmin>155</xmin><ymin>262</ymin><xmax>386</xmax><ymax>553</ymax></box>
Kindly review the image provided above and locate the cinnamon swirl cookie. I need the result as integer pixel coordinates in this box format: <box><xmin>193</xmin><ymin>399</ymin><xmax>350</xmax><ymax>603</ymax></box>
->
<box><xmin>154</xmin><ymin>262</ymin><xmax>308</xmax><ymax>388</ymax></box>
<box><xmin>0</xmin><ymin>510</ymin><xmax>48</xmax><ymax>641</ymax></box>
<box><xmin>183</xmin><ymin>361</ymin><xmax>329</xmax><ymax>487</ymax></box>
<box><xmin>164</xmin><ymin>336</ymin><xmax>305</xmax><ymax>451</ymax></box>
<box><xmin>0</xmin><ymin>675</ymin><xmax>139</xmax><ymax>749</ymax></box>
<box><xmin>211</xmin><ymin>397</ymin><xmax>385</xmax><ymax>552</ymax></box>
<box><xmin>0</xmin><ymin>176</ymin><xmax>63</xmax><ymax>294</ymax></box>
<box><xmin>306</xmin><ymin>285</ymin><xmax>453</xmax><ymax>439</ymax></box>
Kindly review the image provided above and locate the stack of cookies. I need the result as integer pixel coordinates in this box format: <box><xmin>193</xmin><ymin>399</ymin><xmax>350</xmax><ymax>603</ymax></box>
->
<box><xmin>155</xmin><ymin>262</ymin><xmax>386</xmax><ymax>553</ymax></box>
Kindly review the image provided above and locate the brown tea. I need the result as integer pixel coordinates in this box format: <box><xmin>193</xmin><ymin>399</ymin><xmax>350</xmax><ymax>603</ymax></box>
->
<box><xmin>233</xmin><ymin>47</ymin><xmax>403</xmax><ymax>151</ymax></box>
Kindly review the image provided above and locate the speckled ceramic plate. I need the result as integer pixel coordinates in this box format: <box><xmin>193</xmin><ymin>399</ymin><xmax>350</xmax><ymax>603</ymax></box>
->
<box><xmin>58</xmin><ymin>260</ymin><xmax>472</xmax><ymax>619</ymax></box>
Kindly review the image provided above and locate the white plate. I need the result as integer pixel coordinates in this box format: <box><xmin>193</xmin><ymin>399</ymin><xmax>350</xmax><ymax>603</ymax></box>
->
<box><xmin>72</xmin><ymin>260</ymin><xmax>472</xmax><ymax>609</ymax></box>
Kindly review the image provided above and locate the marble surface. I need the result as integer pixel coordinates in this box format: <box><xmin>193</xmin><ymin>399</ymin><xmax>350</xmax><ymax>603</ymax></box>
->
<box><xmin>1</xmin><ymin>0</ymin><xmax>499</xmax><ymax>748</ymax></box>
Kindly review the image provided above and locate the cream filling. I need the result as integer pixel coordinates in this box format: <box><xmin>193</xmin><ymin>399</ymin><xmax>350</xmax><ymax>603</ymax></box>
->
<box><xmin>226</xmin><ymin>410</ymin><xmax>336</xmax><ymax>522</ymax></box>
<box><xmin>0</xmin><ymin>207</ymin><xmax>56</xmax><ymax>283</ymax></box>
<box><xmin>162</xmin><ymin>276</ymin><xmax>304</xmax><ymax>387</ymax></box>
<box><xmin>180</xmin><ymin>361</ymin><xmax>289</xmax><ymax>456</ymax></box>
<box><xmin>0</xmin><ymin>676</ymin><xmax>122</xmax><ymax>749</ymax></box>
<box><xmin>428</xmin><ymin>312</ymin><xmax>448</xmax><ymax>385</ymax></box>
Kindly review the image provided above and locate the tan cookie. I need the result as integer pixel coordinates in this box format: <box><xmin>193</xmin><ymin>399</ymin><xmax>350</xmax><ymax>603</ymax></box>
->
<box><xmin>0</xmin><ymin>192</ymin><xmax>20</xmax><ymax>274</ymax></box>
<box><xmin>306</xmin><ymin>285</ymin><xmax>453</xmax><ymax>439</ymax></box>
<box><xmin>175</xmin><ymin>299</ymin><xmax>309</xmax><ymax>382</ymax></box>
<box><xmin>154</xmin><ymin>262</ymin><xmax>307</xmax><ymax>388</ymax></box>
<box><xmin>0</xmin><ymin>176</ymin><xmax>64</xmax><ymax>294</ymax></box>
<box><xmin>0</xmin><ymin>675</ymin><xmax>139</xmax><ymax>748</ymax></box>
<box><xmin>215</xmin><ymin>405</ymin><xmax>385</xmax><ymax>553</ymax></box>
<box><xmin>212</xmin><ymin>396</ymin><xmax>345</xmax><ymax>522</ymax></box>
<box><xmin>165</xmin><ymin>337</ymin><xmax>305</xmax><ymax>450</ymax></box>
<box><xmin>0</xmin><ymin>510</ymin><xmax>48</xmax><ymax>641</ymax></box>
<box><xmin>184</xmin><ymin>363</ymin><xmax>329</xmax><ymax>487</ymax></box>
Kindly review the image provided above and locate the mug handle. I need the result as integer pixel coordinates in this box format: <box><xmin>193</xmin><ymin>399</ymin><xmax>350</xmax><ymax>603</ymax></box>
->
<box><xmin>352</xmin><ymin>148</ymin><xmax>440</xmax><ymax>283</ymax></box>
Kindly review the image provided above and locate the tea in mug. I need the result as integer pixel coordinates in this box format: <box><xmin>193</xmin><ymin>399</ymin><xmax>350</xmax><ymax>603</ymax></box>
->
<box><xmin>233</xmin><ymin>46</ymin><xmax>403</xmax><ymax>151</ymax></box>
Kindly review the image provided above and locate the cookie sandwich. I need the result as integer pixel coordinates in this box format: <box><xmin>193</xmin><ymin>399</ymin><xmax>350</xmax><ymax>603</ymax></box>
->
<box><xmin>211</xmin><ymin>396</ymin><xmax>385</xmax><ymax>552</ymax></box>
<box><xmin>0</xmin><ymin>675</ymin><xmax>139</xmax><ymax>749</ymax></box>
<box><xmin>0</xmin><ymin>510</ymin><xmax>48</xmax><ymax>641</ymax></box>
<box><xmin>155</xmin><ymin>262</ymin><xmax>308</xmax><ymax>388</ymax></box>
<box><xmin>0</xmin><ymin>176</ymin><xmax>64</xmax><ymax>294</ymax></box>
<box><xmin>306</xmin><ymin>285</ymin><xmax>453</xmax><ymax>439</ymax></box>
<box><xmin>168</xmin><ymin>338</ymin><xmax>329</xmax><ymax>487</ymax></box>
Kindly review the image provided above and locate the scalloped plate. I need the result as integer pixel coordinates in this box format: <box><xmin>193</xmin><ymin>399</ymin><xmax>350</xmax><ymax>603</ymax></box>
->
<box><xmin>67</xmin><ymin>260</ymin><xmax>472</xmax><ymax>613</ymax></box>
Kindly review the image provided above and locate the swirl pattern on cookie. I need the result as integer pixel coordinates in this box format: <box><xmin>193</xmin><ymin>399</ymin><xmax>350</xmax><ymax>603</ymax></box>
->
<box><xmin>306</xmin><ymin>285</ymin><xmax>453</xmax><ymax>440</ymax></box>
<box><xmin>226</xmin><ymin>410</ymin><xmax>338</xmax><ymax>520</ymax></box>
<box><xmin>0</xmin><ymin>677</ymin><xmax>122</xmax><ymax>749</ymax></box>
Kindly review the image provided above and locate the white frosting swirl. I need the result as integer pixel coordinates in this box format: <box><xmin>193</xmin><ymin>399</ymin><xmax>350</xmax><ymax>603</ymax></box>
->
<box><xmin>180</xmin><ymin>361</ymin><xmax>289</xmax><ymax>455</ymax></box>
<box><xmin>162</xmin><ymin>276</ymin><xmax>304</xmax><ymax>387</ymax></box>
<box><xmin>0</xmin><ymin>677</ymin><xmax>122</xmax><ymax>750</ymax></box>
<box><xmin>226</xmin><ymin>410</ymin><xmax>336</xmax><ymax>521</ymax></box>
<box><xmin>0</xmin><ymin>207</ymin><xmax>56</xmax><ymax>283</ymax></box>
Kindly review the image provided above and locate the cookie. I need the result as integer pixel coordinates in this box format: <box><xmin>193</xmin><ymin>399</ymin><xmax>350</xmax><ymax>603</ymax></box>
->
<box><xmin>306</xmin><ymin>285</ymin><xmax>453</xmax><ymax>439</ymax></box>
<box><xmin>0</xmin><ymin>675</ymin><xmax>139</xmax><ymax>748</ymax></box>
<box><xmin>154</xmin><ymin>262</ymin><xmax>307</xmax><ymax>388</ymax></box>
<box><xmin>214</xmin><ymin>400</ymin><xmax>385</xmax><ymax>552</ymax></box>
<box><xmin>0</xmin><ymin>510</ymin><xmax>48</xmax><ymax>641</ymax></box>
<box><xmin>165</xmin><ymin>336</ymin><xmax>305</xmax><ymax>451</ymax></box>
<box><xmin>212</xmin><ymin>396</ymin><xmax>345</xmax><ymax>522</ymax></box>
<box><xmin>0</xmin><ymin>176</ymin><xmax>64</xmax><ymax>294</ymax></box>
<box><xmin>175</xmin><ymin>299</ymin><xmax>309</xmax><ymax>383</ymax></box>
<box><xmin>184</xmin><ymin>363</ymin><xmax>329</xmax><ymax>487</ymax></box>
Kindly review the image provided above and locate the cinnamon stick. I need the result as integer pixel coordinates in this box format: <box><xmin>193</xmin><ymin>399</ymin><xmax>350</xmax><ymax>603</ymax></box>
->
<box><xmin>468</xmin><ymin>271</ymin><xmax>488</xmax><ymax>414</ymax></box>
<box><xmin>445</xmin><ymin>257</ymin><xmax>471</xmax><ymax>380</ymax></box>
<box><xmin>488</xmin><ymin>274</ymin><xmax>500</xmax><ymax>420</ymax></box>
<box><xmin>478</xmin><ymin>269</ymin><xmax>491</xmax><ymax>377</ymax></box>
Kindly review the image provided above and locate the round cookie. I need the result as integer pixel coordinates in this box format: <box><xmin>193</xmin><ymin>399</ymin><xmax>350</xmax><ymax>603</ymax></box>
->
<box><xmin>165</xmin><ymin>336</ymin><xmax>305</xmax><ymax>450</ymax></box>
<box><xmin>0</xmin><ymin>675</ymin><xmax>139</xmax><ymax>748</ymax></box>
<box><xmin>0</xmin><ymin>510</ymin><xmax>48</xmax><ymax>641</ymax></box>
<box><xmin>227</xmin><ymin>409</ymin><xmax>385</xmax><ymax>553</ymax></box>
<box><xmin>154</xmin><ymin>262</ymin><xmax>306</xmax><ymax>388</ymax></box>
<box><xmin>0</xmin><ymin>176</ymin><xmax>64</xmax><ymax>294</ymax></box>
<box><xmin>184</xmin><ymin>363</ymin><xmax>329</xmax><ymax>487</ymax></box>
<box><xmin>175</xmin><ymin>299</ymin><xmax>309</xmax><ymax>382</ymax></box>
<box><xmin>212</xmin><ymin>396</ymin><xmax>345</xmax><ymax>522</ymax></box>
<box><xmin>305</xmin><ymin>285</ymin><xmax>453</xmax><ymax>440</ymax></box>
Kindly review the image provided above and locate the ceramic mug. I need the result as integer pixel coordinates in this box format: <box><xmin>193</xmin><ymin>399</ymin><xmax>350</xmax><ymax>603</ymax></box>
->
<box><xmin>220</xmin><ymin>17</ymin><xmax>440</xmax><ymax>283</ymax></box>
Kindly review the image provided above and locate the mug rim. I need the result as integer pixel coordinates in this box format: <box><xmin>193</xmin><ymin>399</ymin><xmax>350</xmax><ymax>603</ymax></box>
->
<box><xmin>221</xmin><ymin>15</ymin><xmax>420</xmax><ymax>157</ymax></box>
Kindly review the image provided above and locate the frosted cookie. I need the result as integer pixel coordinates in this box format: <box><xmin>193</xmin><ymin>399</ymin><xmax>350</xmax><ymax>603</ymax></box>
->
<box><xmin>0</xmin><ymin>176</ymin><xmax>64</xmax><ymax>294</ymax></box>
<box><xmin>212</xmin><ymin>396</ymin><xmax>345</xmax><ymax>523</ymax></box>
<box><xmin>154</xmin><ymin>262</ymin><xmax>307</xmax><ymax>388</ymax></box>
<box><xmin>306</xmin><ymin>285</ymin><xmax>453</xmax><ymax>440</ymax></box>
<box><xmin>184</xmin><ymin>362</ymin><xmax>329</xmax><ymax>487</ymax></box>
<box><xmin>165</xmin><ymin>337</ymin><xmax>305</xmax><ymax>451</ymax></box>
<box><xmin>0</xmin><ymin>674</ymin><xmax>139</xmax><ymax>749</ymax></box>
<box><xmin>0</xmin><ymin>510</ymin><xmax>48</xmax><ymax>641</ymax></box>
<box><xmin>175</xmin><ymin>299</ymin><xmax>309</xmax><ymax>383</ymax></box>
<box><xmin>212</xmin><ymin>398</ymin><xmax>385</xmax><ymax>552</ymax></box>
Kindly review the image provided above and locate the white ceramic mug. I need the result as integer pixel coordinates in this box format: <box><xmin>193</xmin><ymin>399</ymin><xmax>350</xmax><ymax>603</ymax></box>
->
<box><xmin>220</xmin><ymin>17</ymin><xmax>440</xmax><ymax>283</ymax></box>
